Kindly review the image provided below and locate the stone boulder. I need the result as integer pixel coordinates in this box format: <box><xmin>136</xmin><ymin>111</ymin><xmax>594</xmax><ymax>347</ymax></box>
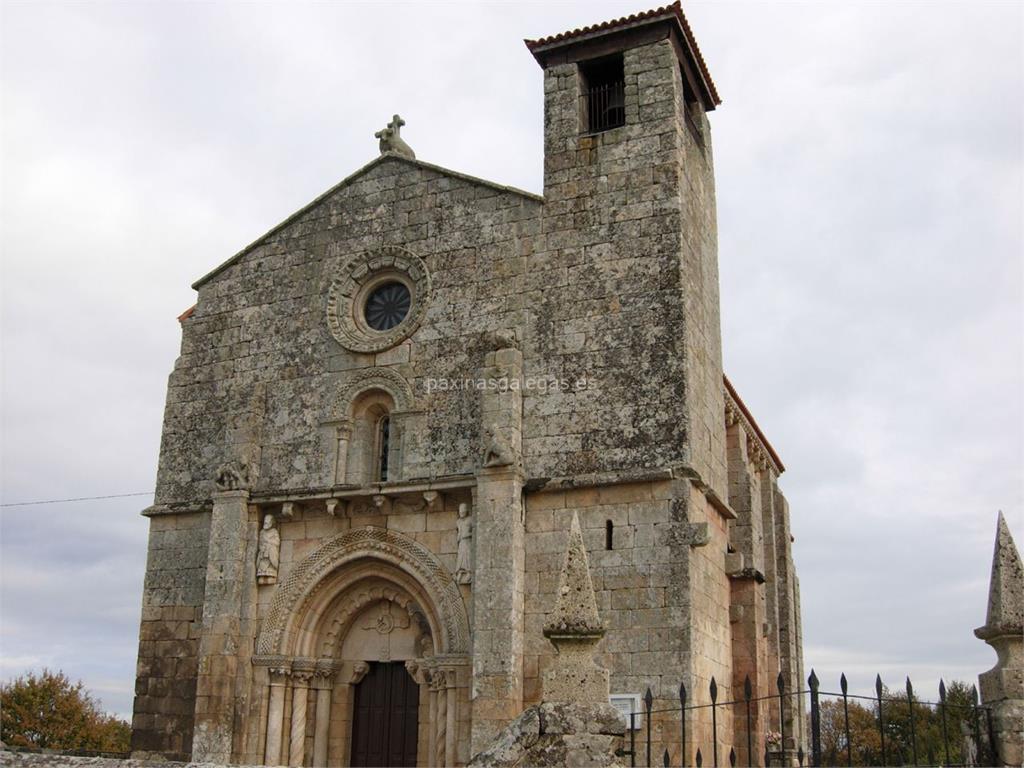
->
<box><xmin>468</xmin><ymin>701</ymin><xmax>626</xmax><ymax>768</ymax></box>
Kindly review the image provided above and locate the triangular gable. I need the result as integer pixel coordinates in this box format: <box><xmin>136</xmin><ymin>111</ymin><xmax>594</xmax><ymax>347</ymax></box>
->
<box><xmin>191</xmin><ymin>153</ymin><xmax>543</xmax><ymax>290</ymax></box>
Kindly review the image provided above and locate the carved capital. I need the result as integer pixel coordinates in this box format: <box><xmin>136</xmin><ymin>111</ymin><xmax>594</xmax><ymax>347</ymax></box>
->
<box><xmin>313</xmin><ymin>665</ymin><xmax>336</xmax><ymax>689</ymax></box>
<box><xmin>269</xmin><ymin>667</ymin><xmax>292</xmax><ymax>685</ymax></box>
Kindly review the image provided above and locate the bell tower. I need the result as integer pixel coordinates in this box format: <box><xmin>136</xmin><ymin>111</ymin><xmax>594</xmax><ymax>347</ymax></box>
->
<box><xmin>524</xmin><ymin>1</ymin><xmax>728</xmax><ymax>494</ymax></box>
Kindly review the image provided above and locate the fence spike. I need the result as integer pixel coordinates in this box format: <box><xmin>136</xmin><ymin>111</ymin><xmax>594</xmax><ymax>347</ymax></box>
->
<box><xmin>841</xmin><ymin>674</ymin><xmax>852</xmax><ymax>768</ymax></box>
<box><xmin>710</xmin><ymin>675</ymin><xmax>720</xmax><ymax>766</ymax></box>
<box><xmin>764</xmin><ymin>744</ymin><xmax>770</xmax><ymax>768</ymax></box>
<box><xmin>876</xmin><ymin>674</ymin><xmax>887</xmax><ymax>766</ymax></box>
<box><xmin>680</xmin><ymin>681</ymin><xmax>687</xmax><ymax>768</ymax></box>
<box><xmin>663</xmin><ymin>749</ymin><xmax>670</xmax><ymax>768</ymax></box>
<box><xmin>696</xmin><ymin>748</ymin><xmax>703</xmax><ymax>768</ymax></box>
<box><xmin>729</xmin><ymin>747</ymin><xmax>736</xmax><ymax>767</ymax></box>
<box><xmin>809</xmin><ymin>668</ymin><xmax>822</xmax><ymax>767</ymax></box>
<box><xmin>645</xmin><ymin>686</ymin><xmax>653</xmax><ymax>768</ymax></box>
<box><xmin>744</xmin><ymin>674</ymin><xmax>752</xmax><ymax>701</ymax></box>
<box><xmin>906</xmin><ymin>676</ymin><xmax>919</xmax><ymax>765</ymax></box>
<box><xmin>938</xmin><ymin>678</ymin><xmax>951</xmax><ymax>766</ymax></box>
<box><xmin>797</xmin><ymin>746</ymin><xmax>805</xmax><ymax>766</ymax></box>
<box><xmin>777</xmin><ymin>671</ymin><xmax>785</xmax><ymax>694</ymax></box>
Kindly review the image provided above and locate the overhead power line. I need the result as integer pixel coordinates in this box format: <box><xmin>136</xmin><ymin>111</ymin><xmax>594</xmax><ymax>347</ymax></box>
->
<box><xmin>0</xmin><ymin>491</ymin><xmax>154</xmax><ymax>508</ymax></box>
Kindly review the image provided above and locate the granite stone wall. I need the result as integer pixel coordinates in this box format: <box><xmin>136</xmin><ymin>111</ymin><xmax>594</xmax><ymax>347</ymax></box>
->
<box><xmin>131</xmin><ymin>511</ymin><xmax>210</xmax><ymax>760</ymax></box>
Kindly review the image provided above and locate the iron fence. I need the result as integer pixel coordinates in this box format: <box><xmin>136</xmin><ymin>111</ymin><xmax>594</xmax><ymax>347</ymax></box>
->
<box><xmin>618</xmin><ymin>670</ymin><xmax>997</xmax><ymax>768</ymax></box>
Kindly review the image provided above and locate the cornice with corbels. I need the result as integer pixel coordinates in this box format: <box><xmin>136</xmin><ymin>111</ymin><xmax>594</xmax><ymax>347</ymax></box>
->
<box><xmin>724</xmin><ymin>390</ymin><xmax>781</xmax><ymax>476</ymax></box>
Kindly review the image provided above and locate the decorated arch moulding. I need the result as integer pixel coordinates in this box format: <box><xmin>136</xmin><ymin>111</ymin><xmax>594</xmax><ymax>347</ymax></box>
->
<box><xmin>326</xmin><ymin>246</ymin><xmax>431</xmax><ymax>353</ymax></box>
<box><xmin>317</xmin><ymin>579</ymin><xmax>433</xmax><ymax>659</ymax></box>
<box><xmin>256</xmin><ymin>526</ymin><xmax>469</xmax><ymax>657</ymax></box>
<box><xmin>327</xmin><ymin>367</ymin><xmax>416</xmax><ymax>423</ymax></box>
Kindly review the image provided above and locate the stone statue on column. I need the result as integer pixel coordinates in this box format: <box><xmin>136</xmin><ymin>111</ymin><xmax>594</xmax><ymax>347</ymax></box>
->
<box><xmin>256</xmin><ymin>514</ymin><xmax>281</xmax><ymax>585</ymax></box>
<box><xmin>456</xmin><ymin>503</ymin><xmax>473</xmax><ymax>584</ymax></box>
<box><xmin>974</xmin><ymin>511</ymin><xmax>1023</xmax><ymax>767</ymax></box>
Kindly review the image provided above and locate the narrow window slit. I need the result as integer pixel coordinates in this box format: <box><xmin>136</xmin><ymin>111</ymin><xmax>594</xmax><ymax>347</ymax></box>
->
<box><xmin>377</xmin><ymin>415</ymin><xmax>390</xmax><ymax>481</ymax></box>
<box><xmin>606</xmin><ymin>520</ymin><xmax>614</xmax><ymax>550</ymax></box>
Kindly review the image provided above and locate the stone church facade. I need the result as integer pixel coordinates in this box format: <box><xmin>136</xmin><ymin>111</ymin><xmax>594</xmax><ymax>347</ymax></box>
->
<box><xmin>131</xmin><ymin>3</ymin><xmax>805</xmax><ymax>766</ymax></box>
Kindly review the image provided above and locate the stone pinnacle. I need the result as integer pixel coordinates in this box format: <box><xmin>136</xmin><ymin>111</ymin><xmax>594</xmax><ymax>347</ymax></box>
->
<box><xmin>544</xmin><ymin>511</ymin><xmax>604</xmax><ymax>638</ymax></box>
<box><xmin>975</xmin><ymin>511</ymin><xmax>1024</xmax><ymax>640</ymax></box>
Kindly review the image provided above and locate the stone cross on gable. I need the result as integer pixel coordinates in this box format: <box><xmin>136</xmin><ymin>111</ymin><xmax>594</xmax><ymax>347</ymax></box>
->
<box><xmin>375</xmin><ymin>113</ymin><xmax>416</xmax><ymax>159</ymax></box>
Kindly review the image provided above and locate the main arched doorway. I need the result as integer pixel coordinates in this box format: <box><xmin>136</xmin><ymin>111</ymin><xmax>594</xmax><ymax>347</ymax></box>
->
<box><xmin>253</xmin><ymin>526</ymin><xmax>470</xmax><ymax>767</ymax></box>
<box><xmin>350</xmin><ymin>661</ymin><xmax>419</xmax><ymax>767</ymax></box>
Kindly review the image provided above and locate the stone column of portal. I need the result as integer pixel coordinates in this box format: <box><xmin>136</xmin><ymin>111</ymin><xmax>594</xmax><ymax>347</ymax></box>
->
<box><xmin>433</xmin><ymin>672</ymin><xmax>448</xmax><ymax>768</ymax></box>
<box><xmin>445</xmin><ymin>671</ymin><xmax>457</xmax><ymax>768</ymax></box>
<box><xmin>334</xmin><ymin>421</ymin><xmax>352</xmax><ymax>485</ymax></box>
<box><xmin>426</xmin><ymin>675</ymin><xmax>439</xmax><ymax>766</ymax></box>
<box><xmin>975</xmin><ymin>512</ymin><xmax>1024</xmax><ymax>767</ymax></box>
<box><xmin>192</xmin><ymin>487</ymin><xmax>251</xmax><ymax>763</ymax></box>
<box><xmin>288</xmin><ymin>670</ymin><xmax>313</xmax><ymax>767</ymax></box>
<box><xmin>265</xmin><ymin>668</ymin><xmax>290</xmax><ymax>766</ymax></box>
<box><xmin>470</xmin><ymin>342</ymin><xmax>525</xmax><ymax>755</ymax></box>
<box><xmin>312</xmin><ymin>667</ymin><xmax>335</xmax><ymax>768</ymax></box>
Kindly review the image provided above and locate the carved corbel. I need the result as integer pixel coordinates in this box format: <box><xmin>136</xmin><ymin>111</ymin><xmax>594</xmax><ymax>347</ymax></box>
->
<box><xmin>325</xmin><ymin>498</ymin><xmax>342</xmax><ymax>517</ymax></box>
<box><xmin>349</xmin><ymin>661</ymin><xmax>370</xmax><ymax>685</ymax></box>
<box><xmin>350</xmin><ymin>494</ymin><xmax>391</xmax><ymax>516</ymax></box>
<box><xmin>280</xmin><ymin>501</ymin><xmax>301</xmax><ymax>519</ymax></box>
<box><xmin>725</xmin><ymin>552</ymin><xmax>746</xmax><ymax>576</ymax></box>
<box><xmin>405</xmin><ymin>659</ymin><xmax>430</xmax><ymax>686</ymax></box>
<box><xmin>423</xmin><ymin>490</ymin><xmax>443</xmax><ymax>513</ymax></box>
<box><xmin>687</xmin><ymin>522</ymin><xmax>710</xmax><ymax>547</ymax></box>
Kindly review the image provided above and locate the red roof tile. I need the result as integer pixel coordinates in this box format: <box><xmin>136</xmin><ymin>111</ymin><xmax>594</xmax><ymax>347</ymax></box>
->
<box><xmin>525</xmin><ymin>1</ymin><xmax>720</xmax><ymax>106</ymax></box>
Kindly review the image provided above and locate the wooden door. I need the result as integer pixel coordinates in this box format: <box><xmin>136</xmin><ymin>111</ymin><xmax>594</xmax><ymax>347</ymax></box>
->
<box><xmin>350</xmin><ymin>661</ymin><xmax>419</xmax><ymax>767</ymax></box>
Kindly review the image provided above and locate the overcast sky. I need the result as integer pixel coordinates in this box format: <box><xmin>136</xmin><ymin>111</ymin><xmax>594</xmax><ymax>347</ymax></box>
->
<box><xmin>1</xmin><ymin>1</ymin><xmax>1021</xmax><ymax>721</ymax></box>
